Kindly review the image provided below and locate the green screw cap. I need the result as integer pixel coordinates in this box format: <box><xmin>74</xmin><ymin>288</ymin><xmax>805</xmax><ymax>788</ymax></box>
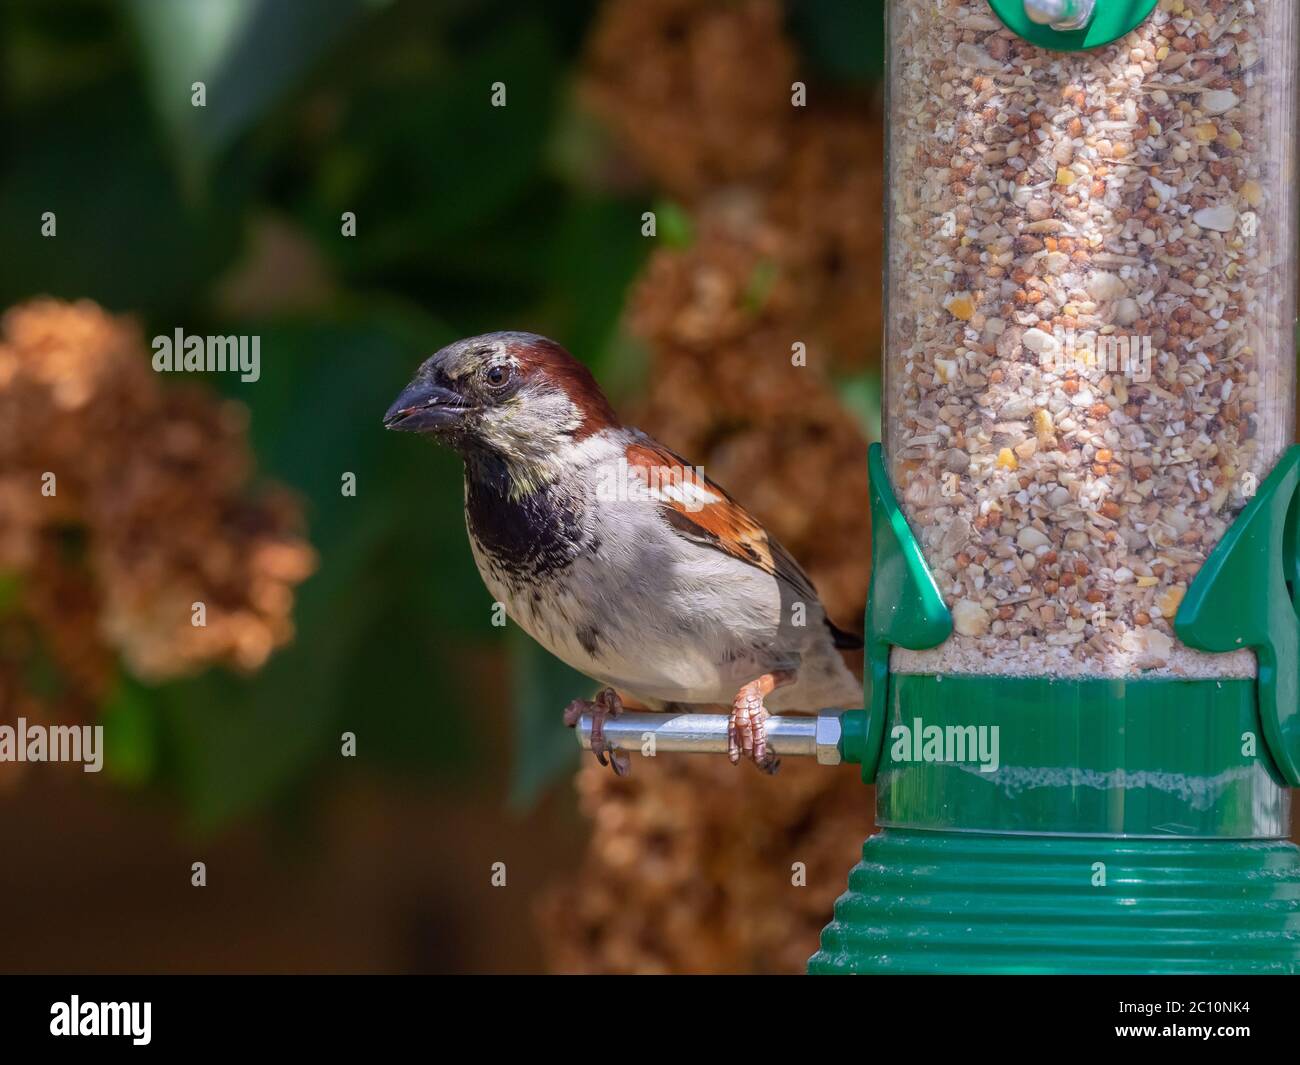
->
<box><xmin>986</xmin><ymin>0</ymin><xmax>1158</xmax><ymax>52</ymax></box>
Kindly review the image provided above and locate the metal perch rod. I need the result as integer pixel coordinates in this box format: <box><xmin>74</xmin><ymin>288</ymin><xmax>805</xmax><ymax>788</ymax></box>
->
<box><xmin>575</xmin><ymin>711</ymin><xmax>845</xmax><ymax>765</ymax></box>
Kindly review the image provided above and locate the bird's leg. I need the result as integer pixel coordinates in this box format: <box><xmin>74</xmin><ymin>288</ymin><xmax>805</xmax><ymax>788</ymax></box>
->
<box><xmin>728</xmin><ymin>670</ymin><xmax>796</xmax><ymax>774</ymax></box>
<box><xmin>563</xmin><ymin>687</ymin><xmax>630</xmax><ymax>776</ymax></box>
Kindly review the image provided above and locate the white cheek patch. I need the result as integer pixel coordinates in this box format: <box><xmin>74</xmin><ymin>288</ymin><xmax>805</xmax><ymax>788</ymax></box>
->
<box><xmin>516</xmin><ymin>390</ymin><xmax>582</xmax><ymax>434</ymax></box>
<box><xmin>482</xmin><ymin>389</ymin><xmax>582</xmax><ymax>452</ymax></box>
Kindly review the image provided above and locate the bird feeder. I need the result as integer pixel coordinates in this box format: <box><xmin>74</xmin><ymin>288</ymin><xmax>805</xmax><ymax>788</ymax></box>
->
<box><xmin>584</xmin><ymin>0</ymin><xmax>1300</xmax><ymax>973</ymax></box>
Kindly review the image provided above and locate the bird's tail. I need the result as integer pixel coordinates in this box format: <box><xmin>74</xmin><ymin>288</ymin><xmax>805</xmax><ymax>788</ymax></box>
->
<box><xmin>825</xmin><ymin>618</ymin><xmax>864</xmax><ymax>651</ymax></box>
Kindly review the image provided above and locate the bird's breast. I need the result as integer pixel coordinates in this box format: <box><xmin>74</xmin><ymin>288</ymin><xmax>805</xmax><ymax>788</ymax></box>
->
<box><xmin>465</xmin><ymin>476</ymin><xmax>585</xmax><ymax>584</ymax></box>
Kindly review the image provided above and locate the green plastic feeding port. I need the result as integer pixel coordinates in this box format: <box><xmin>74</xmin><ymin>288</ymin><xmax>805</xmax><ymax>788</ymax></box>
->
<box><xmin>986</xmin><ymin>0</ymin><xmax>1158</xmax><ymax>51</ymax></box>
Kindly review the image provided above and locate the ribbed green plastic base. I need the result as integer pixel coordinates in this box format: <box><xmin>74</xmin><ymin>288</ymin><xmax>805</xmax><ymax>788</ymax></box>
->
<box><xmin>809</xmin><ymin>829</ymin><xmax>1300</xmax><ymax>974</ymax></box>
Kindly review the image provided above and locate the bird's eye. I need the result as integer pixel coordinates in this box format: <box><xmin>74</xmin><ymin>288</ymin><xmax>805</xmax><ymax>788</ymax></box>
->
<box><xmin>484</xmin><ymin>365</ymin><xmax>511</xmax><ymax>389</ymax></box>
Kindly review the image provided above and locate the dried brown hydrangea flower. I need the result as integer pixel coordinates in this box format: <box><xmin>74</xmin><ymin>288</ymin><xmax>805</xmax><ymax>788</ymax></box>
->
<box><xmin>582</xmin><ymin>0</ymin><xmax>797</xmax><ymax>201</ymax></box>
<box><xmin>538</xmin><ymin>754</ymin><xmax>870</xmax><ymax>974</ymax></box>
<box><xmin>0</xmin><ymin>299</ymin><xmax>315</xmax><ymax>736</ymax></box>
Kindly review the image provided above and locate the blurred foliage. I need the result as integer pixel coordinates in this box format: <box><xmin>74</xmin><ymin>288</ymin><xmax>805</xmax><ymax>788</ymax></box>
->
<box><xmin>126</xmin><ymin>0</ymin><xmax>372</xmax><ymax>186</ymax></box>
<box><xmin>787</xmin><ymin>0</ymin><xmax>886</xmax><ymax>85</ymax></box>
<box><xmin>835</xmin><ymin>371</ymin><xmax>882</xmax><ymax>445</ymax></box>
<box><xmin>0</xmin><ymin>0</ymin><xmax>885</xmax><ymax>827</ymax></box>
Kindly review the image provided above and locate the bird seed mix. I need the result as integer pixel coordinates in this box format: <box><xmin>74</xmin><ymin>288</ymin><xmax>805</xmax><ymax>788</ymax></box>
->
<box><xmin>885</xmin><ymin>0</ymin><xmax>1296</xmax><ymax>677</ymax></box>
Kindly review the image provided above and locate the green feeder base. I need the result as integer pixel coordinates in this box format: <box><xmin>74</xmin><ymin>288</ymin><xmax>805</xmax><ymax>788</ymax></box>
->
<box><xmin>810</xmin><ymin>670</ymin><xmax>1300</xmax><ymax>974</ymax></box>
<box><xmin>810</xmin><ymin>830</ymin><xmax>1300</xmax><ymax>974</ymax></box>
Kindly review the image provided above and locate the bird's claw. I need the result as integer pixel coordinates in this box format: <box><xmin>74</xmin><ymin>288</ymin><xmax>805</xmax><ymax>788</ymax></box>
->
<box><xmin>563</xmin><ymin>687</ymin><xmax>630</xmax><ymax>776</ymax></box>
<box><xmin>728</xmin><ymin>681</ymin><xmax>780</xmax><ymax>775</ymax></box>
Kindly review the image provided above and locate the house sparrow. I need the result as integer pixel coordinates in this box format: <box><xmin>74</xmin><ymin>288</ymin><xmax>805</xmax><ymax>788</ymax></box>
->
<box><xmin>384</xmin><ymin>331</ymin><xmax>862</xmax><ymax>775</ymax></box>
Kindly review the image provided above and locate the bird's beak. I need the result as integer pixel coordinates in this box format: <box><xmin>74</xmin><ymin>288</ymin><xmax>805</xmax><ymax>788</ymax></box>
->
<box><xmin>383</xmin><ymin>378</ymin><xmax>472</xmax><ymax>433</ymax></box>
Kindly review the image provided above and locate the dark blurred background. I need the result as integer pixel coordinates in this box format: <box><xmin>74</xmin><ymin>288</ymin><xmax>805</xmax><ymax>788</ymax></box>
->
<box><xmin>0</xmin><ymin>0</ymin><xmax>892</xmax><ymax>973</ymax></box>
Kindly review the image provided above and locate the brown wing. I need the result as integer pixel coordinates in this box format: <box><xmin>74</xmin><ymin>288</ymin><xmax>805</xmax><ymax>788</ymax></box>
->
<box><xmin>624</xmin><ymin>438</ymin><xmax>818</xmax><ymax>601</ymax></box>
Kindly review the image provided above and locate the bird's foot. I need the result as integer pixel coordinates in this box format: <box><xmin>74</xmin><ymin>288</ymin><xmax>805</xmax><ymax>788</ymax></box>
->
<box><xmin>563</xmin><ymin>687</ymin><xmax>630</xmax><ymax>776</ymax></box>
<box><xmin>728</xmin><ymin>671</ymin><xmax>795</xmax><ymax>774</ymax></box>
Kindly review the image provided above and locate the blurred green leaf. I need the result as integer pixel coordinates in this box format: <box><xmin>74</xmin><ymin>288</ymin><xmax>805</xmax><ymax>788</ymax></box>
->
<box><xmin>0</xmin><ymin>572</ymin><xmax>21</xmax><ymax>616</ymax></box>
<box><xmin>24</xmin><ymin>634</ymin><xmax>64</xmax><ymax>703</ymax></box>
<box><xmin>545</xmin><ymin>196</ymin><xmax>652</xmax><ymax>374</ymax></box>
<box><xmin>743</xmin><ymin>259</ymin><xmax>780</xmax><ymax>315</ymax></box>
<box><xmin>836</xmin><ymin>369</ymin><xmax>882</xmax><ymax>443</ymax></box>
<box><xmin>507</xmin><ymin>628</ymin><xmax>586</xmax><ymax>809</ymax></box>
<box><xmin>4</xmin><ymin>0</ymin><xmax>123</xmax><ymax>105</ymax></box>
<box><xmin>0</xmin><ymin>79</ymin><xmax>245</xmax><ymax>313</ymax></box>
<box><xmin>317</xmin><ymin>12</ymin><xmax>562</xmax><ymax>272</ymax></box>
<box><xmin>654</xmin><ymin>199</ymin><xmax>694</xmax><ymax>250</ymax></box>
<box><xmin>127</xmin><ymin>0</ymin><xmax>373</xmax><ymax>183</ymax></box>
<box><xmin>786</xmin><ymin>0</ymin><xmax>886</xmax><ymax>85</ymax></box>
<box><xmin>101</xmin><ymin>675</ymin><xmax>158</xmax><ymax>787</ymax></box>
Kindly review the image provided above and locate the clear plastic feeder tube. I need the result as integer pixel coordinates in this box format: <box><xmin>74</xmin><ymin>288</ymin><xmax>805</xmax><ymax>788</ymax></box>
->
<box><xmin>884</xmin><ymin>0</ymin><xmax>1297</xmax><ymax>678</ymax></box>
